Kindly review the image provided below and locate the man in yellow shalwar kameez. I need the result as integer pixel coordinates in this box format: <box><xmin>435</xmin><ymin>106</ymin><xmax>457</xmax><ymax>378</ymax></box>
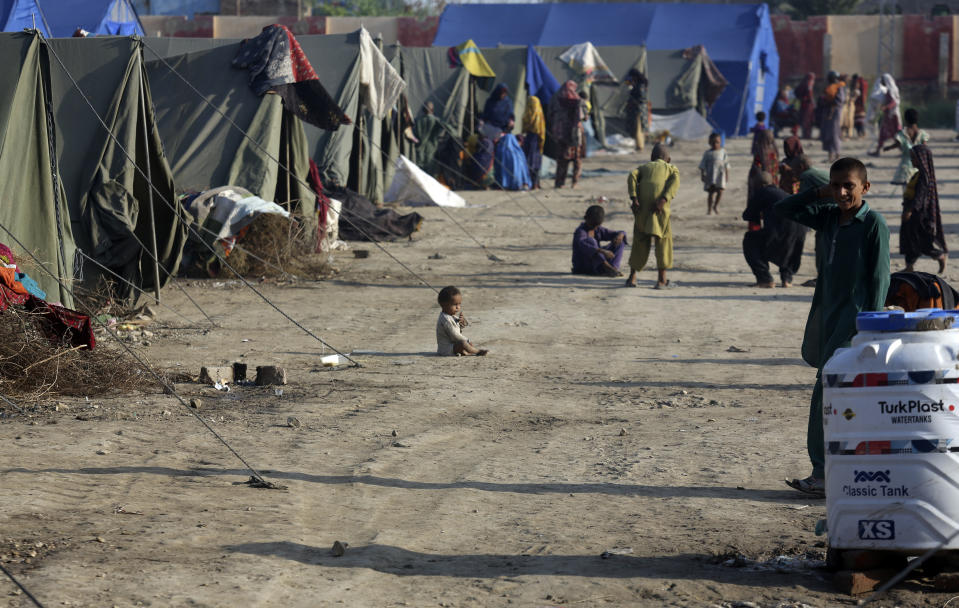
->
<box><xmin>626</xmin><ymin>143</ymin><xmax>680</xmax><ymax>288</ymax></box>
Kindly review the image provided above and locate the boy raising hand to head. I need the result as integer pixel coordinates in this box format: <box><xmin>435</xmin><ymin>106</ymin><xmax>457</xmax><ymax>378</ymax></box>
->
<box><xmin>775</xmin><ymin>157</ymin><xmax>890</xmax><ymax>497</ymax></box>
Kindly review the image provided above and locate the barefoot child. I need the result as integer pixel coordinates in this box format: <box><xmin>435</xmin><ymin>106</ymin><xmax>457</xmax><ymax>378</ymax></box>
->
<box><xmin>436</xmin><ymin>286</ymin><xmax>488</xmax><ymax>356</ymax></box>
<box><xmin>699</xmin><ymin>133</ymin><xmax>729</xmax><ymax>214</ymax></box>
<box><xmin>775</xmin><ymin>157</ymin><xmax>890</xmax><ymax>497</ymax></box>
<box><xmin>572</xmin><ymin>205</ymin><xmax>627</xmax><ymax>276</ymax></box>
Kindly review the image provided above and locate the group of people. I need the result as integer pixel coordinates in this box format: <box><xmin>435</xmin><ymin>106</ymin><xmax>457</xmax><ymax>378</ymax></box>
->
<box><xmin>440</xmin><ymin>77</ymin><xmax>952</xmax><ymax>505</ymax></box>
<box><xmin>430</xmin><ymin>80</ymin><xmax>594</xmax><ymax>193</ymax></box>
<box><xmin>570</xmin><ymin>142</ymin><xmax>678</xmax><ymax>289</ymax></box>
<box><xmin>770</xmin><ymin>72</ymin><xmax>908</xmax><ymax>165</ymax></box>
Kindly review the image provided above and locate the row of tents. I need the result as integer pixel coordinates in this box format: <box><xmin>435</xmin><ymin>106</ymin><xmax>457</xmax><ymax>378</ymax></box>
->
<box><xmin>0</xmin><ymin>27</ymin><xmax>734</xmax><ymax>310</ymax></box>
<box><xmin>0</xmin><ymin>0</ymin><xmax>144</xmax><ymax>37</ymax></box>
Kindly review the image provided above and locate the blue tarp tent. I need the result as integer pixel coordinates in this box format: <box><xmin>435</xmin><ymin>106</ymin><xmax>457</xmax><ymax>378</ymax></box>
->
<box><xmin>433</xmin><ymin>2</ymin><xmax>778</xmax><ymax>136</ymax></box>
<box><xmin>132</xmin><ymin>0</ymin><xmax>218</xmax><ymax>17</ymax></box>
<box><xmin>0</xmin><ymin>0</ymin><xmax>143</xmax><ymax>37</ymax></box>
<box><xmin>0</xmin><ymin>0</ymin><xmax>50</xmax><ymax>34</ymax></box>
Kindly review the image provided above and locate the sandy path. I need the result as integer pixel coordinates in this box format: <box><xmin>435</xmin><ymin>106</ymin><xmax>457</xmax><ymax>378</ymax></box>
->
<box><xmin>3</xmin><ymin>130</ymin><xmax>959</xmax><ymax>607</ymax></box>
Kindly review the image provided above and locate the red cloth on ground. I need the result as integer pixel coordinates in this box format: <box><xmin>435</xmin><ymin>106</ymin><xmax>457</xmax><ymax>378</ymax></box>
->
<box><xmin>0</xmin><ymin>282</ymin><xmax>95</xmax><ymax>350</ymax></box>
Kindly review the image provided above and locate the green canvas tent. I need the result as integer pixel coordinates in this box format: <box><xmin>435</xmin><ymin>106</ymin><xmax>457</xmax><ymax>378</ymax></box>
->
<box><xmin>46</xmin><ymin>35</ymin><xmax>186</xmax><ymax>303</ymax></box>
<box><xmin>145</xmin><ymin>40</ymin><xmax>317</xmax><ymax>234</ymax></box>
<box><xmin>0</xmin><ymin>32</ymin><xmax>74</xmax><ymax>306</ymax></box>
<box><xmin>535</xmin><ymin>45</ymin><xmax>726</xmax><ymax>143</ymax></box>
<box><xmin>0</xmin><ymin>32</ymin><xmax>185</xmax><ymax>306</ymax></box>
<box><xmin>463</xmin><ymin>44</ymin><xmax>723</xmax><ymax>145</ymax></box>
<box><xmin>147</xmin><ymin>34</ymin><xmax>394</xmax><ymax>209</ymax></box>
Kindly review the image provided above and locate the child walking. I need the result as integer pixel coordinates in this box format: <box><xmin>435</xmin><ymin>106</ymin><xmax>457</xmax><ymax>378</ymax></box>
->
<box><xmin>699</xmin><ymin>133</ymin><xmax>729</xmax><ymax>214</ymax></box>
<box><xmin>436</xmin><ymin>286</ymin><xmax>488</xmax><ymax>356</ymax></box>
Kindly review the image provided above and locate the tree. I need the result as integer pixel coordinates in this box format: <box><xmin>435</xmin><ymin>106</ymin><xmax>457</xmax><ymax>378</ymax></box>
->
<box><xmin>774</xmin><ymin>0</ymin><xmax>861</xmax><ymax>19</ymax></box>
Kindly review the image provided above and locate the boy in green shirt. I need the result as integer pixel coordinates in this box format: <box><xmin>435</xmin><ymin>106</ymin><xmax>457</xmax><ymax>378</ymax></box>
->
<box><xmin>775</xmin><ymin>157</ymin><xmax>890</xmax><ymax>497</ymax></box>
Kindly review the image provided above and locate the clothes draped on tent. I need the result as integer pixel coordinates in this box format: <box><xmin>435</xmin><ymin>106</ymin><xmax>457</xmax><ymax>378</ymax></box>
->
<box><xmin>358</xmin><ymin>27</ymin><xmax>406</xmax><ymax>120</ymax></box>
<box><xmin>526</xmin><ymin>44</ymin><xmax>559</xmax><ymax>106</ymax></box>
<box><xmin>386</xmin><ymin>155</ymin><xmax>467</xmax><ymax>208</ymax></box>
<box><xmin>558</xmin><ymin>42</ymin><xmax>617</xmax><ymax>84</ymax></box>
<box><xmin>186</xmin><ymin>186</ymin><xmax>291</xmax><ymax>244</ymax></box>
<box><xmin>448</xmin><ymin>39</ymin><xmax>496</xmax><ymax>78</ymax></box>
<box><xmin>232</xmin><ymin>24</ymin><xmax>352</xmax><ymax>130</ymax></box>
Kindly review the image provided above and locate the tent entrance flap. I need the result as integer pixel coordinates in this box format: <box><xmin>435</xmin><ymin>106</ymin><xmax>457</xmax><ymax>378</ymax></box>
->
<box><xmin>0</xmin><ymin>32</ymin><xmax>75</xmax><ymax>306</ymax></box>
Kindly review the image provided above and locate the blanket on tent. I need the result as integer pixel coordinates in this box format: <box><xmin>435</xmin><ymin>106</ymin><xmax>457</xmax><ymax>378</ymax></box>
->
<box><xmin>328</xmin><ymin>186</ymin><xmax>423</xmax><ymax>242</ymax></box>
<box><xmin>358</xmin><ymin>27</ymin><xmax>406</xmax><ymax>120</ymax></box>
<box><xmin>558</xmin><ymin>43</ymin><xmax>617</xmax><ymax>84</ymax></box>
<box><xmin>526</xmin><ymin>45</ymin><xmax>559</xmax><ymax>107</ymax></box>
<box><xmin>233</xmin><ymin>24</ymin><xmax>352</xmax><ymax>131</ymax></box>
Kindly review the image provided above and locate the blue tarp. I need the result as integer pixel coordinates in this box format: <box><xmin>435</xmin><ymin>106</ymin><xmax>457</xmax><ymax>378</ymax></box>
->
<box><xmin>525</xmin><ymin>45</ymin><xmax>559</xmax><ymax>107</ymax></box>
<box><xmin>132</xmin><ymin>0</ymin><xmax>218</xmax><ymax>17</ymax></box>
<box><xmin>0</xmin><ymin>0</ymin><xmax>50</xmax><ymax>35</ymax></box>
<box><xmin>0</xmin><ymin>0</ymin><xmax>143</xmax><ymax>37</ymax></box>
<box><xmin>434</xmin><ymin>2</ymin><xmax>778</xmax><ymax>136</ymax></box>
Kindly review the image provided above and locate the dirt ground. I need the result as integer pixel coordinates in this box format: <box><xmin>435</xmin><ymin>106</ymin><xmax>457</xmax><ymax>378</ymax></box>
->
<box><xmin>3</xmin><ymin>129</ymin><xmax>959</xmax><ymax>608</ymax></box>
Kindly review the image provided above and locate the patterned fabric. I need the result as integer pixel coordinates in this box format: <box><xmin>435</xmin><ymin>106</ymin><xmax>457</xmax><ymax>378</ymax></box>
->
<box><xmin>547</xmin><ymin>80</ymin><xmax>585</xmax><ymax>161</ymax></box>
<box><xmin>0</xmin><ymin>243</ymin><xmax>14</xmax><ymax>266</ymax></box>
<box><xmin>901</xmin><ymin>144</ymin><xmax>947</xmax><ymax>262</ymax></box>
<box><xmin>233</xmin><ymin>24</ymin><xmax>350</xmax><ymax>131</ymax></box>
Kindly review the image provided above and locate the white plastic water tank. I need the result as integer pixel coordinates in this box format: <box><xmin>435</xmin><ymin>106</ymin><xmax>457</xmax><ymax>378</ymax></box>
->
<box><xmin>824</xmin><ymin>309</ymin><xmax>959</xmax><ymax>552</ymax></box>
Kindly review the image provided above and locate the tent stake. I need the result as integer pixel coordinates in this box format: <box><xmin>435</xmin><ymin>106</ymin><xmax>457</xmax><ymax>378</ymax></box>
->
<box><xmin>139</xmin><ymin>74</ymin><xmax>161</xmax><ymax>304</ymax></box>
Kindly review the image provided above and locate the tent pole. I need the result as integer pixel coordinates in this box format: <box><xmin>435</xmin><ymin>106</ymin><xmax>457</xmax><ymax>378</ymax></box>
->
<box><xmin>286</xmin><ymin>120</ymin><xmax>292</xmax><ymax>212</ymax></box>
<box><xmin>139</xmin><ymin>79</ymin><xmax>161</xmax><ymax>304</ymax></box>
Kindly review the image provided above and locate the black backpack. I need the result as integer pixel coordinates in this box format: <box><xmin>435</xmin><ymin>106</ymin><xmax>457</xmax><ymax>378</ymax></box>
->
<box><xmin>885</xmin><ymin>271</ymin><xmax>959</xmax><ymax>311</ymax></box>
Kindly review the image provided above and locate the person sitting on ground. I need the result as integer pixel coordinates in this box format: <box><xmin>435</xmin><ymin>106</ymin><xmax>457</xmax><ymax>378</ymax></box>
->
<box><xmin>742</xmin><ymin>171</ymin><xmax>807</xmax><ymax>288</ymax></box>
<box><xmin>776</xmin><ymin>157</ymin><xmax>890</xmax><ymax>498</ymax></box>
<box><xmin>887</xmin><ymin>108</ymin><xmax>929</xmax><ymax>191</ymax></box>
<box><xmin>699</xmin><ymin>132</ymin><xmax>730</xmax><ymax>215</ymax></box>
<box><xmin>626</xmin><ymin>143</ymin><xmax>680</xmax><ymax>289</ymax></box>
<box><xmin>572</xmin><ymin>205</ymin><xmax>627</xmax><ymax>277</ymax></box>
<box><xmin>901</xmin><ymin>144</ymin><xmax>947</xmax><ymax>274</ymax></box>
<box><xmin>436</xmin><ymin>286</ymin><xmax>488</xmax><ymax>357</ymax></box>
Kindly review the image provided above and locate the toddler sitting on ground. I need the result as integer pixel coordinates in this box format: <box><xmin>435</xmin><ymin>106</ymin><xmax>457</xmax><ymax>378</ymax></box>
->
<box><xmin>436</xmin><ymin>286</ymin><xmax>488</xmax><ymax>356</ymax></box>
